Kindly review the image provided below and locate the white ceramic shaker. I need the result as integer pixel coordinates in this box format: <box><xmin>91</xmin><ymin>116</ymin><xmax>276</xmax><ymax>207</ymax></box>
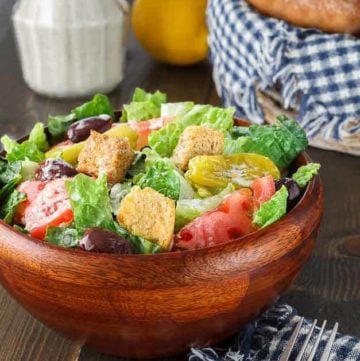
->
<box><xmin>12</xmin><ymin>0</ymin><xmax>129</xmax><ymax>98</ymax></box>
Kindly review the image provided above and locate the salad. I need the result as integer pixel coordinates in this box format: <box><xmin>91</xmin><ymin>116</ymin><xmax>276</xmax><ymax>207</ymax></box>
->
<box><xmin>0</xmin><ymin>89</ymin><xmax>320</xmax><ymax>254</ymax></box>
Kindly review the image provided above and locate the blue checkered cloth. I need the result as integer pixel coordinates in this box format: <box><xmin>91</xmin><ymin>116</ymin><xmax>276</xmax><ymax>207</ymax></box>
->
<box><xmin>207</xmin><ymin>0</ymin><xmax>360</xmax><ymax>155</ymax></box>
<box><xmin>188</xmin><ymin>304</ymin><xmax>360</xmax><ymax>361</ymax></box>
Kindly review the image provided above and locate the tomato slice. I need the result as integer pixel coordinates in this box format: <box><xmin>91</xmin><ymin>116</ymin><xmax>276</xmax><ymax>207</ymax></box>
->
<box><xmin>128</xmin><ymin>116</ymin><xmax>174</xmax><ymax>149</ymax></box>
<box><xmin>24</xmin><ymin>179</ymin><xmax>74</xmax><ymax>240</ymax></box>
<box><xmin>251</xmin><ymin>175</ymin><xmax>275</xmax><ymax>206</ymax></box>
<box><xmin>15</xmin><ymin>181</ymin><xmax>47</xmax><ymax>224</ymax></box>
<box><xmin>174</xmin><ymin>189</ymin><xmax>257</xmax><ymax>250</ymax></box>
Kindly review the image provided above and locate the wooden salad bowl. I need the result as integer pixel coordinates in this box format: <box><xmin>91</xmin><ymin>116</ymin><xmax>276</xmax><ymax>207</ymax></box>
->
<box><xmin>0</xmin><ymin>119</ymin><xmax>323</xmax><ymax>358</ymax></box>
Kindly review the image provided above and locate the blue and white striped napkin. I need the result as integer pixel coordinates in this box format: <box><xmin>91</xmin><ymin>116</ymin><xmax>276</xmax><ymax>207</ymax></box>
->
<box><xmin>207</xmin><ymin>0</ymin><xmax>360</xmax><ymax>155</ymax></box>
<box><xmin>189</xmin><ymin>304</ymin><xmax>360</xmax><ymax>361</ymax></box>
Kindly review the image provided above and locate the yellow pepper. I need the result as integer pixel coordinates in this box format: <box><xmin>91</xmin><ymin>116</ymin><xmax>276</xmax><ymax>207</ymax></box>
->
<box><xmin>186</xmin><ymin>153</ymin><xmax>280</xmax><ymax>189</ymax></box>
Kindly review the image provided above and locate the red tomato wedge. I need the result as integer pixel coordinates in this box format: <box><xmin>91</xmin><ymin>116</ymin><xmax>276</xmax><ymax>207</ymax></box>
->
<box><xmin>128</xmin><ymin>116</ymin><xmax>175</xmax><ymax>149</ymax></box>
<box><xmin>24</xmin><ymin>179</ymin><xmax>74</xmax><ymax>241</ymax></box>
<box><xmin>174</xmin><ymin>189</ymin><xmax>257</xmax><ymax>251</ymax></box>
<box><xmin>251</xmin><ymin>175</ymin><xmax>275</xmax><ymax>206</ymax></box>
<box><xmin>15</xmin><ymin>181</ymin><xmax>47</xmax><ymax>224</ymax></box>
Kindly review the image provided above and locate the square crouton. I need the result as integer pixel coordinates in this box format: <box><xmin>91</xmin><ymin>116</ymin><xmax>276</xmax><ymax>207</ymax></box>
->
<box><xmin>77</xmin><ymin>130</ymin><xmax>134</xmax><ymax>184</ymax></box>
<box><xmin>117</xmin><ymin>187</ymin><xmax>175</xmax><ymax>250</ymax></box>
<box><xmin>172</xmin><ymin>126</ymin><xmax>224</xmax><ymax>171</ymax></box>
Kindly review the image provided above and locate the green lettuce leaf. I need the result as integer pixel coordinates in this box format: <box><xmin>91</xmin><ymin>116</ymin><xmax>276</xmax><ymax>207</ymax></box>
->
<box><xmin>48</xmin><ymin>113</ymin><xmax>77</xmax><ymax>139</ymax></box>
<box><xmin>0</xmin><ymin>160</ymin><xmax>22</xmax><ymax>202</ymax></box>
<box><xmin>177</xmin><ymin>172</ymin><xmax>195</xmax><ymax>200</ymax></box>
<box><xmin>224</xmin><ymin>134</ymin><xmax>249</xmax><ymax>155</ymax></box>
<box><xmin>110</xmin><ymin>182</ymin><xmax>132</xmax><ymax>215</ymax></box>
<box><xmin>66</xmin><ymin>174</ymin><xmax>116</xmax><ymax>232</ymax></box>
<box><xmin>292</xmin><ymin>163</ymin><xmax>321</xmax><ymax>188</ymax></box>
<box><xmin>28</xmin><ymin>122</ymin><xmax>49</xmax><ymax>152</ymax></box>
<box><xmin>253</xmin><ymin>185</ymin><xmax>288</xmax><ymax>228</ymax></box>
<box><xmin>45</xmin><ymin>227</ymin><xmax>80</xmax><ymax>248</ymax></box>
<box><xmin>20</xmin><ymin>160</ymin><xmax>39</xmax><ymax>181</ymax></box>
<box><xmin>175</xmin><ymin>184</ymin><xmax>235</xmax><ymax>230</ymax></box>
<box><xmin>126</xmin><ymin>152</ymin><xmax>146</xmax><ymax>178</ymax></box>
<box><xmin>0</xmin><ymin>160</ymin><xmax>22</xmax><ymax>184</ymax></box>
<box><xmin>0</xmin><ymin>190</ymin><xmax>27</xmax><ymax>224</ymax></box>
<box><xmin>121</xmin><ymin>88</ymin><xmax>167</xmax><ymax>122</ymax></box>
<box><xmin>161</xmin><ymin>102</ymin><xmax>194</xmax><ymax>117</ymax></box>
<box><xmin>1</xmin><ymin>135</ymin><xmax>45</xmax><ymax>163</ymax></box>
<box><xmin>72</xmin><ymin>93</ymin><xmax>114</xmax><ymax>119</ymax></box>
<box><xmin>241</xmin><ymin>115</ymin><xmax>308</xmax><ymax>168</ymax></box>
<box><xmin>48</xmin><ymin>94</ymin><xmax>113</xmax><ymax>138</ymax></box>
<box><xmin>135</xmin><ymin>159</ymin><xmax>180</xmax><ymax>200</ymax></box>
<box><xmin>149</xmin><ymin>105</ymin><xmax>235</xmax><ymax>157</ymax></box>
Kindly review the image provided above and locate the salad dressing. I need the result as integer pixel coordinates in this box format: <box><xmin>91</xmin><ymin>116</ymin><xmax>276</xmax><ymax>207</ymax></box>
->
<box><xmin>12</xmin><ymin>0</ymin><xmax>129</xmax><ymax>97</ymax></box>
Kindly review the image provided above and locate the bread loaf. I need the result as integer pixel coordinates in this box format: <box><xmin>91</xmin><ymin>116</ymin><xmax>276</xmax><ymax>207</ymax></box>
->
<box><xmin>246</xmin><ymin>0</ymin><xmax>360</xmax><ymax>34</ymax></box>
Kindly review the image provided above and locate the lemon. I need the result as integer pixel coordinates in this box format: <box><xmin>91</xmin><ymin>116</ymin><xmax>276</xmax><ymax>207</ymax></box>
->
<box><xmin>131</xmin><ymin>0</ymin><xmax>208</xmax><ymax>66</ymax></box>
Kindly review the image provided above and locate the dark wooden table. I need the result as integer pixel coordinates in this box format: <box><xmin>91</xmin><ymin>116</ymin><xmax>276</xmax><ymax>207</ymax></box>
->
<box><xmin>0</xmin><ymin>2</ymin><xmax>359</xmax><ymax>360</ymax></box>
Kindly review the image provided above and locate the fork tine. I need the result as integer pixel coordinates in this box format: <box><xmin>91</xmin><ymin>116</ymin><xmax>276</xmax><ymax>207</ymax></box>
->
<box><xmin>279</xmin><ymin>317</ymin><xmax>305</xmax><ymax>361</ymax></box>
<box><xmin>319</xmin><ymin>322</ymin><xmax>339</xmax><ymax>361</ymax></box>
<box><xmin>294</xmin><ymin>319</ymin><xmax>318</xmax><ymax>361</ymax></box>
<box><xmin>307</xmin><ymin>320</ymin><xmax>327</xmax><ymax>361</ymax></box>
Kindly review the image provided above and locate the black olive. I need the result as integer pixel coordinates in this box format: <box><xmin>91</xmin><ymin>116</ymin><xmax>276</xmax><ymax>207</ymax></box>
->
<box><xmin>35</xmin><ymin>159</ymin><xmax>78</xmax><ymax>181</ymax></box>
<box><xmin>67</xmin><ymin>114</ymin><xmax>112</xmax><ymax>143</ymax></box>
<box><xmin>275</xmin><ymin>178</ymin><xmax>301</xmax><ymax>210</ymax></box>
<box><xmin>79</xmin><ymin>228</ymin><xmax>132</xmax><ymax>254</ymax></box>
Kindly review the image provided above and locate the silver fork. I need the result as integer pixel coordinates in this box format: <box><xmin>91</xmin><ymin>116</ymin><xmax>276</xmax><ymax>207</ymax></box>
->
<box><xmin>279</xmin><ymin>317</ymin><xmax>339</xmax><ymax>361</ymax></box>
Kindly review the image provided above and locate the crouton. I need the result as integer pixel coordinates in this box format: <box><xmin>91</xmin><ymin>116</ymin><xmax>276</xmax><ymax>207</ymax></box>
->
<box><xmin>172</xmin><ymin>126</ymin><xmax>224</xmax><ymax>171</ymax></box>
<box><xmin>117</xmin><ymin>187</ymin><xmax>175</xmax><ymax>250</ymax></box>
<box><xmin>77</xmin><ymin>131</ymin><xmax>134</xmax><ymax>184</ymax></box>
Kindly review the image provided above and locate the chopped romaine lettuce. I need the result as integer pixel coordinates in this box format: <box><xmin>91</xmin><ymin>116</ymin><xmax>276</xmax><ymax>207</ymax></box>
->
<box><xmin>175</xmin><ymin>184</ymin><xmax>235</xmax><ymax>230</ymax></box>
<box><xmin>149</xmin><ymin>105</ymin><xmax>235</xmax><ymax>157</ymax></box>
<box><xmin>72</xmin><ymin>93</ymin><xmax>114</xmax><ymax>119</ymax></box>
<box><xmin>230</xmin><ymin>126</ymin><xmax>250</xmax><ymax>138</ymax></box>
<box><xmin>0</xmin><ymin>189</ymin><xmax>27</xmax><ymax>224</ymax></box>
<box><xmin>132</xmin><ymin>88</ymin><xmax>166</xmax><ymax>106</ymax></box>
<box><xmin>66</xmin><ymin>174</ymin><xmax>115</xmax><ymax>232</ymax></box>
<box><xmin>292</xmin><ymin>163</ymin><xmax>321</xmax><ymax>188</ymax></box>
<box><xmin>48</xmin><ymin>113</ymin><xmax>77</xmax><ymax>139</ymax></box>
<box><xmin>253</xmin><ymin>185</ymin><xmax>288</xmax><ymax>228</ymax></box>
<box><xmin>0</xmin><ymin>160</ymin><xmax>22</xmax><ymax>201</ymax></box>
<box><xmin>224</xmin><ymin>134</ymin><xmax>249</xmax><ymax>155</ymax></box>
<box><xmin>240</xmin><ymin>115</ymin><xmax>308</xmax><ymax>168</ymax></box>
<box><xmin>20</xmin><ymin>160</ymin><xmax>39</xmax><ymax>181</ymax></box>
<box><xmin>110</xmin><ymin>182</ymin><xmax>132</xmax><ymax>215</ymax></box>
<box><xmin>0</xmin><ymin>160</ymin><xmax>22</xmax><ymax>184</ymax></box>
<box><xmin>177</xmin><ymin>172</ymin><xmax>195</xmax><ymax>200</ymax></box>
<box><xmin>45</xmin><ymin>227</ymin><xmax>80</xmax><ymax>248</ymax></box>
<box><xmin>121</xmin><ymin>88</ymin><xmax>166</xmax><ymax>122</ymax></box>
<box><xmin>161</xmin><ymin>102</ymin><xmax>194</xmax><ymax>117</ymax></box>
<box><xmin>1</xmin><ymin>135</ymin><xmax>45</xmax><ymax>163</ymax></box>
<box><xmin>126</xmin><ymin>152</ymin><xmax>146</xmax><ymax>178</ymax></box>
<box><xmin>28</xmin><ymin>122</ymin><xmax>49</xmax><ymax>152</ymax></box>
<box><xmin>48</xmin><ymin>94</ymin><xmax>113</xmax><ymax>138</ymax></box>
<box><xmin>135</xmin><ymin>159</ymin><xmax>180</xmax><ymax>200</ymax></box>
<box><xmin>223</xmin><ymin>126</ymin><xmax>250</xmax><ymax>155</ymax></box>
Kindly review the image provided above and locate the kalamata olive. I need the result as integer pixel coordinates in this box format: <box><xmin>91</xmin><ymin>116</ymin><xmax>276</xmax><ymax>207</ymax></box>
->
<box><xmin>275</xmin><ymin>177</ymin><xmax>301</xmax><ymax>210</ymax></box>
<box><xmin>35</xmin><ymin>159</ymin><xmax>78</xmax><ymax>181</ymax></box>
<box><xmin>67</xmin><ymin>114</ymin><xmax>112</xmax><ymax>143</ymax></box>
<box><xmin>79</xmin><ymin>228</ymin><xmax>132</xmax><ymax>254</ymax></box>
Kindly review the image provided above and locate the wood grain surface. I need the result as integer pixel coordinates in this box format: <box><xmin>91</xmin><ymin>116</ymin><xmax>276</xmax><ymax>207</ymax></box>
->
<box><xmin>0</xmin><ymin>0</ymin><xmax>359</xmax><ymax>360</ymax></box>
